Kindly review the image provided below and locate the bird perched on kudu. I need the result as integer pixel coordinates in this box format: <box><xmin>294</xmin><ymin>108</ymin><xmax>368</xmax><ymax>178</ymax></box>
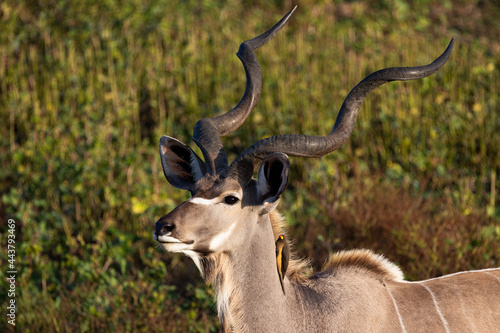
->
<box><xmin>275</xmin><ymin>234</ymin><xmax>290</xmax><ymax>294</ymax></box>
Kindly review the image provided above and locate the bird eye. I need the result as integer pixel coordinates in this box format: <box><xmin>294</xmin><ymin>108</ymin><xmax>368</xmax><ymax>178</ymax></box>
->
<box><xmin>223</xmin><ymin>195</ymin><xmax>239</xmax><ymax>205</ymax></box>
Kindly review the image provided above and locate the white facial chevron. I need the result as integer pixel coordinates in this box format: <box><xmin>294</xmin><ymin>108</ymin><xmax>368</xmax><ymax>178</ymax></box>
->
<box><xmin>209</xmin><ymin>222</ymin><xmax>237</xmax><ymax>251</ymax></box>
<box><xmin>189</xmin><ymin>197</ymin><xmax>219</xmax><ymax>205</ymax></box>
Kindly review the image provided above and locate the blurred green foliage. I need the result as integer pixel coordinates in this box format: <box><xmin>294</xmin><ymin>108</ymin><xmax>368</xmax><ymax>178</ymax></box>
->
<box><xmin>1</xmin><ymin>0</ymin><xmax>499</xmax><ymax>331</ymax></box>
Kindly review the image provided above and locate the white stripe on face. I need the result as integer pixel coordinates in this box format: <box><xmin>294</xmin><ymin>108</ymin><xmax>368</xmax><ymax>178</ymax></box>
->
<box><xmin>209</xmin><ymin>222</ymin><xmax>237</xmax><ymax>251</ymax></box>
<box><xmin>189</xmin><ymin>197</ymin><xmax>220</xmax><ymax>205</ymax></box>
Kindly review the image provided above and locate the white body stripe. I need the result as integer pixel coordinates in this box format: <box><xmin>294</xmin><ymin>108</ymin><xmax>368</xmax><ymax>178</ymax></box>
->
<box><xmin>385</xmin><ymin>285</ymin><xmax>407</xmax><ymax>333</ymax></box>
<box><xmin>454</xmin><ymin>283</ymin><xmax>478</xmax><ymax>333</ymax></box>
<box><xmin>421</xmin><ymin>283</ymin><xmax>450</xmax><ymax>333</ymax></box>
<box><xmin>485</xmin><ymin>271</ymin><xmax>500</xmax><ymax>285</ymax></box>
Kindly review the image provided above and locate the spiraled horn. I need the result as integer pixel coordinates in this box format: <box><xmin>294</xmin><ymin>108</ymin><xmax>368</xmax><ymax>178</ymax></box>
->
<box><xmin>192</xmin><ymin>6</ymin><xmax>297</xmax><ymax>175</ymax></box>
<box><xmin>230</xmin><ymin>37</ymin><xmax>455</xmax><ymax>179</ymax></box>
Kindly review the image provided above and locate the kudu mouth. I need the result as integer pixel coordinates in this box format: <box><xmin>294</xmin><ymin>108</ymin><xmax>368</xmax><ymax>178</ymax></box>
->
<box><xmin>155</xmin><ymin>218</ymin><xmax>196</xmax><ymax>246</ymax></box>
<box><xmin>154</xmin><ymin>234</ymin><xmax>195</xmax><ymax>245</ymax></box>
<box><xmin>157</xmin><ymin>240</ymin><xmax>195</xmax><ymax>245</ymax></box>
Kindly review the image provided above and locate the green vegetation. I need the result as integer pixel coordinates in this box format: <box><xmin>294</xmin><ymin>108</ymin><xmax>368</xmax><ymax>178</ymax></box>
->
<box><xmin>1</xmin><ymin>0</ymin><xmax>499</xmax><ymax>331</ymax></box>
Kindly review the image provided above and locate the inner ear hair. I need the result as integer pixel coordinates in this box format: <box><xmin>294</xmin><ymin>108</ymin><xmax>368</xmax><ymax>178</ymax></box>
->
<box><xmin>159</xmin><ymin>136</ymin><xmax>206</xmax><ymax>190</ymax></box>
<box><xmin>264</xmin><ymin>160</ymin><xmax>285</xmax><ymax>198</ymax></box>
<box><xmin>257</xmin><ymin>153</ymin><xmax>290</xmax><ymax>203</ymax></box>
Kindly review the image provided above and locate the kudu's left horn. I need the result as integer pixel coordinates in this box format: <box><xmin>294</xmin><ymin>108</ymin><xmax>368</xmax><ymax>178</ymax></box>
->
<box><xmin>192</xmin><ymin>6</ymin><xmax>297</xmax><ymax>176</ymax></box>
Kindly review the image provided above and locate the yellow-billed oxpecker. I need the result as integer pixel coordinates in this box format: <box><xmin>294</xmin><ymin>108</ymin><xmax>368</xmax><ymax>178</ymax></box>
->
<box><xmin>275</xmin><ymin>234</ymin><xmax>290</xmax><ymax>295</ymax></box>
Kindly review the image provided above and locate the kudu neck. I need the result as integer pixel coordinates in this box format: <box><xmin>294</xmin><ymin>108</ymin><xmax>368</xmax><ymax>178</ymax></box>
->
<box><xmin>209</xmin><ymin>213</ymin><xmax>291</xmax><ymax>332</ymax></box>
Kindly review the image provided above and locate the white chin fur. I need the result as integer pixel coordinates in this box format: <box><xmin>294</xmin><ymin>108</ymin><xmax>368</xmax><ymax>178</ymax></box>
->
<box><xmin>158</xmin><ymin>241</ymin><xmax>192</xmax><ymax>253</ymax></box>
<box><xmin>183</xmin><ymin>250</ymin><xmax>203</xmax><ymax>276</ymax></box>
<box><xmin>156</xmin><ymin>235</ymin><xmax>193</xmax><ymax>253</ymax></box>
<box><xmin>154</xmin><ymin>233</ymin><xmax>203</xmax><ymax>275</ymax></box>
<box><xmin>156</xmin><ymin>235</ymin><xmax>181</xmax><ymax>243</ymax></box>
<box><xmin>156</xmin><ymin>239</ymin><xmax>203</xmax><ymax>276</ymax></box>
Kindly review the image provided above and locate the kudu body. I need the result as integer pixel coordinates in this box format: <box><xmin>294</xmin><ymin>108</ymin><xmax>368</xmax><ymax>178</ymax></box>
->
<box><xmin>155</xmin><ymin>7</ymin><xmax>500</xmax><ymax>332</ymax></box>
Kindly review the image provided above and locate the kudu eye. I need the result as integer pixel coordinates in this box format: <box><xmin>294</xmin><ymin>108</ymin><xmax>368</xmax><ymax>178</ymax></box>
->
<box><xmin>223</xmin><ymin>196</ymin><xmax>239</xmax><ymax>205</ymax></box>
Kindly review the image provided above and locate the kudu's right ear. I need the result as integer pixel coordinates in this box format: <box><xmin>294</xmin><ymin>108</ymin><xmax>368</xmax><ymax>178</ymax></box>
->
<box><xmin>159</xmin><ymin>136</ymin><xmax>206</xmax><ymax>191</ymax></box>
<box><xmin>257</xmin><ymin>153</ymin><xmax>290</xmax><ymax>214</ymax></box>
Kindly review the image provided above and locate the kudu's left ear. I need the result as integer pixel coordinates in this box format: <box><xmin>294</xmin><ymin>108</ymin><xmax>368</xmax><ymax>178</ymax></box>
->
<box><xmin>257</xmin><ymin>153</ymin><xmax>290</xmax><ymax>214</ymax></box>
<box><xmin>159</xmin><ymin>136</ymin><xmax>206</xmax><ymax>191</ymax></box>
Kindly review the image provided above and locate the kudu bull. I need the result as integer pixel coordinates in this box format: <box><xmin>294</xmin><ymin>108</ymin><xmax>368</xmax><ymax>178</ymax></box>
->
<box><xmin>154</xmin><ymin>7</ymin><xmax>500</xmax><ymax>332</ymax></box>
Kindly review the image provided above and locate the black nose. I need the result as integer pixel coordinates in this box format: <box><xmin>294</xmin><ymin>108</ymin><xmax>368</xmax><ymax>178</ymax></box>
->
<box><xmin>155</xmin><ymin>220</ymin><xmax>175</xmax><ymax>236</ymax></box>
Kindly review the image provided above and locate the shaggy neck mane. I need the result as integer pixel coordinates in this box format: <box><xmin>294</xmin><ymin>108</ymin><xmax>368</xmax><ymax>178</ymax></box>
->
<box><xmin>200</xmin><ymin>252</ymin><xmax>236</xmax><ymax>331</ymax></box>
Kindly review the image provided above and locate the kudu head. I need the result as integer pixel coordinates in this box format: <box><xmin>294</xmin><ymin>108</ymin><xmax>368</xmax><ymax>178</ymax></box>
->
<box><xmin>154</xmin><ymin>7</ymin><xmax>454</xmax><ymax>274</ymax></box>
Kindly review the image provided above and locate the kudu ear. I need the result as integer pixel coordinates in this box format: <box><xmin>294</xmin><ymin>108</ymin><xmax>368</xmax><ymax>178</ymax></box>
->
<box><xmin>256</xmin><ymin>153</ymin><xmax>290</xmax><ymax>214</ymax></box>
<box><xmin>159</xmin><ymin>136</ymin><xmax>206</xmax><ymax>191</ymax></box>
